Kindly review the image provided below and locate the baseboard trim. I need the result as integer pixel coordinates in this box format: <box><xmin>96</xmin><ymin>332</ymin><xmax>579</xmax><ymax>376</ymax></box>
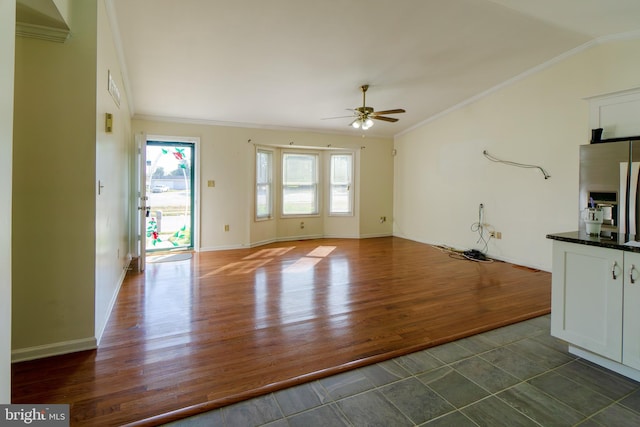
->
<box><xmin>275</xmin><ymin>234</ymin><xmax>324</xmax><ymax>242</ymax></box>
<box><xmin>199</xmin><ymin>243</ymin><xmax>248</xmax><ymax>252</ymax></box>
<box><xmin>95</xmin><ymin>266</ymin><xmax>128</xmax><ymax>346</ymax></box>
<box><xmin>249</xmin><ymin>238</ymin><xmax>278</xmax><ymax>248</ymax></box>
<box><xmin>359</xmin><ymin>233</ymin><xmax>393</xmax><ymax>239</ymax></box>
<box><xmin>202</xmin><ymin>234</ymin><xmax>393</xmax><ymax>252</ymax></box>
<box><xmin>394</xmin><ymin>234</ymin><xmax>549</xmax><ymax>273</ymax></box>
<box><xmin>569</xmin><ymin>345</ymin><xmax>640</xmax><ymax>382</ymax></box>
<box><xmin>12</xmin><ymin>337</ymin><xmax>97</xmax><ymax>363</ymax></box>
<box><xmin>201</xmin><ymin>236</ymin><xmax>325</xmax><ymax>252</ymax></box>
<box><xmin>322</xmin><ymin>233</ymin><xmax>359</xmax><ymax>239</ymax></box>
<box><xmin>251</xmin><ymin>233</ymin><xmax>392</xmax><ymax>247</ymax></box>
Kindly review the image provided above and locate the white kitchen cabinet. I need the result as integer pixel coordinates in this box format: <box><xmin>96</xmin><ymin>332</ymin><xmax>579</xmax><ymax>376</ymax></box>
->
<box><xmin>551</xmin><ymin>239</ymin><xmax>640</xmax><ymax>379</ymax></box>
<box><xmin>623</xmin><ymin>251</ymin><xmax>640</xmax><ymax>370</ymax></box>
<box><xmin>551</xmin><ymin>241</ymin><xmax>623</xmax><ymax>361</ymax></box>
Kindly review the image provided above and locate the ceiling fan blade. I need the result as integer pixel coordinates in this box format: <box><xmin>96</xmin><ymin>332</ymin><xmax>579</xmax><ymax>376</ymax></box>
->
<box><xmin>372</xmin><ymin>116</ymin><xmax>399</xmax><ymax>122</ymax></box>
<box><xmin>372</xmin><ymin>109</ymin><xmax>406</xmax><ymax>115</ymax></box>
<box><xmin>322</xmin><ymin>115</ymin><xmax>356</xmax><ymax>120</ymax></box>
<box><xmin>324</xmin><ymin>86</ymin><xmax>404</xmax><ymax>126</ymax></box>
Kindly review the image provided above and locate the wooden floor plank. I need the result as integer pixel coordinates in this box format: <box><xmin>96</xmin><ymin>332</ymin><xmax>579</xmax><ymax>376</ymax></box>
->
<box><xmin>11</xmin><ymin>237</ymin><xmax>550</xmax><ymax>426</ymax></box>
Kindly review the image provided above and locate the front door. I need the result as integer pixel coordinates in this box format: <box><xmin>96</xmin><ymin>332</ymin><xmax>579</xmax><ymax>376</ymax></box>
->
<box><xmin>145</xmin><ymin>140</ymin><xmax>195</xmax><ymax>252</ymax></box>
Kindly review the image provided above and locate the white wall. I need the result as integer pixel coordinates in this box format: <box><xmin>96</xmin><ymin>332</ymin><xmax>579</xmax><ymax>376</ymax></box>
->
<box><xmin>95</xmin><ymin>0</ymin><xmax>132</xmax><ymax>343</ymax></box>
<box><xmin>394</xmin><ymin>37</ymin><xmax>640</xmax><ymax>271</ymax></box>
<box><xmin>11</xmin><ymin>0</ymin><xmax>132</xmax><ymax>360</ymax></box>
<box><xmin>133</xmin><ymin>119</ymin><xmax>394</xmax><ymax>249</ymax></box>
<box><xmin>0</xmin><ymin>0</ymin><xmax>16</xmax><ymax>404</ymax></box>
<box><xmin>12</xmin><ymin>0</ymin><xmax>98</xmax><ymax>360</ymax></box>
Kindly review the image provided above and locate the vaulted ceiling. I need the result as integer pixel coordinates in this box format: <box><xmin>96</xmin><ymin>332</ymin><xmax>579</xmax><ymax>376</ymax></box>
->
<box><xmin>108</xmin><ymin>0</ymin><xmax>640</xmax><ymax>138</ymax></box>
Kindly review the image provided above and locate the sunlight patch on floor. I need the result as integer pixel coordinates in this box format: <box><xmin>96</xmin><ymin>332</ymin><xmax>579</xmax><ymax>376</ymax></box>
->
<box><xmin>306</xmin><ymin>246</ymin><xmax>336</xmax><ymax>257</ymax></box>
<box><xmin>205</xmin><ymin>258</ymin><xmax>273</xmax><ymax>276</ymax></box>
<box><xmin>207</xmin><ymin>245</ymin><xmax>337</xmax><ymax>275</ymax></box>
<box><xmin>243</xmin><ymin>247</ymin><xmax>295</xmax><ymax>260</ymax></box>
<box><xmin>283</xmin><ymin>256</ymin><xmax>323</xmax><ymax>273</ymax></box>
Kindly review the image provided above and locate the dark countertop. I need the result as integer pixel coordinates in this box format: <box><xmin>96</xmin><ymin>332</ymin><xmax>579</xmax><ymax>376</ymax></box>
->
<box><xmin>547</xmin><ymin>231</ymin><xmax>640</xmax><ymax>253</ymax></box>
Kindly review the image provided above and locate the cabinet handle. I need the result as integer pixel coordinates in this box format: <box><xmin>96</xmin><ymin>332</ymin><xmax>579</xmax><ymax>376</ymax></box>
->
<box><xmin>613</xmin><ymin>261</ymin><xmax>618</xmax><ymax>280</ymax></box>
<box><xmin>632</xmin><ymin>265</ymin><xmax>638</xmax><ymax>284</ymax></box>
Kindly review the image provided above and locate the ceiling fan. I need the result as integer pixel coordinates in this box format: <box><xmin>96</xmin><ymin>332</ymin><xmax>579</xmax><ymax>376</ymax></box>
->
<box><xmin>325</xmin><ymin>85</ymin><xmax>406</xmax><ymax>130</ymax></box>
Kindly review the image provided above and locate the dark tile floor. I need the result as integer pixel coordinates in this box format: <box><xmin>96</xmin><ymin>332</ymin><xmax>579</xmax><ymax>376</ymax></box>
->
<box><xmin>164</xmin><ymin>315</ymin><xmax>640</xmax><ymax>426</ymax></box>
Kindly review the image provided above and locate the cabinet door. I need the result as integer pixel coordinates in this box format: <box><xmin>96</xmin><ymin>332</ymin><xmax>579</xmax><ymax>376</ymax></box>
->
<box><xmin>623</xmin><ymin>251</ymin><xmax>640</xmax><ymax>370</ymax></box>
<box><xmin>551</xmin><ymin>241</ymin><xmax>623</xmax><ymax>361</ymax></box>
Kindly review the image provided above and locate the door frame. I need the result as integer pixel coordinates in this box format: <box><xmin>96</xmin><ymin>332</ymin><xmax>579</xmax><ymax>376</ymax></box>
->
<box><xmin>134</xmin><ymin>132</ymin><xmax>147</xmax><ymax>272</ymax></box>
<box><xmin>145</xmin><ymin>139</ymin><xmax>196</xmax><ymax>253</ymax></box>
<box><xmin>134</xmin><ymin>134</ymin><xmax>200</xmax><ymax>270</ymax></box>
<box><xmin>147</xmin><ymin>134</ymin><xmax>200</xmax><ymax>253</ymax></box>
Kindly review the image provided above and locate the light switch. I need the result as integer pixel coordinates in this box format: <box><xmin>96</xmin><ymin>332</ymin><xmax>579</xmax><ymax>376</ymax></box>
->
<box><xmin>208</xmin><ymin>180</ymin><xmax>215</xmax><ymax>187</ymax></box>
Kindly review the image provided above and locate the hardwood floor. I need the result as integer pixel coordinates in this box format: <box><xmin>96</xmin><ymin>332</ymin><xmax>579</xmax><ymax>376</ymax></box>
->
<box><xmin>11</xmin><ymin>237</ymin><xmax>551</xmax><ymax>426</ymax></box>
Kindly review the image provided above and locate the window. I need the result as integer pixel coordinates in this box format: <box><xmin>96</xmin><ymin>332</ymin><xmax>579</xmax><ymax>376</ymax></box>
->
<box><xmin>256</xmin><ymin>148</ymin><xmax>273</xmax><ymax>220</ymax></box>
<box><xmin>329</xmin><ymin>153</ymin><xmax>353</xmax><ymax>215</ymax></box>
<box><xmin>282</xmin><ymin>152</ymin><xmax>319</xmax><ymax>216</ymax></box>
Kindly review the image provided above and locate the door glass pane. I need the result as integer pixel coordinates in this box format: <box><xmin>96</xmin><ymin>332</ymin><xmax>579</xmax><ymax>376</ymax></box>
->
<box><xmin>146</xmin><ymin>142</ymin><xmax>194</xmax><ymax>251</ymax></box>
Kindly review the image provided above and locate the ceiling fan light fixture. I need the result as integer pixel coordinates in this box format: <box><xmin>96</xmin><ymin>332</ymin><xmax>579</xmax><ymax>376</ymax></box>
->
<box><xmin>326</xmin><ymin>84</ymin><xmax>405</xmax><ymax>130</ymax></box>
<box><xmin>363</xmin><ymin>118</ymin><xmax>374</xmax><ymax>129</ymax></box>
<box><xmin>352</xmin><ymin>117</ymin><xmax>373</xmax><ymax>130</ymax></box>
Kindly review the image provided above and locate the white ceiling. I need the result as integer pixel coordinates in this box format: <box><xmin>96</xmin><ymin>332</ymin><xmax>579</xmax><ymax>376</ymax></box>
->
<box><xmin>108</xmin><ymin>0</ymin><xmax>640</xmax><ymax>138</ymax></box>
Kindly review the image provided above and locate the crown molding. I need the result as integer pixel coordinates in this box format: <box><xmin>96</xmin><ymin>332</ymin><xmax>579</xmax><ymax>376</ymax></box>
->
<box><xmin>16</xmin><ymin>21</ymin><xmax>70</xmax><ymax>43</ymax></box>
<box><xmin>133</xmin><ymin>114</ymin><xmax>392</xmax><ymax>140</ymax></box>
<box><xmin>395</xmin><ymin>30</ymin><xmax>640</xmax><ymax>139</ymax></box>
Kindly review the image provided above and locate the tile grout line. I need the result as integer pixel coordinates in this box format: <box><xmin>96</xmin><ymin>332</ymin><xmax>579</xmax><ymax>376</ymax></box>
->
<box><xmin>182</xmin><ymin>316</ymin><xmax>640</xmax><ymax>427</ymax></box>
<box><xmin>249</xmin><ymin>321</ymin><xmax>554</xmax><ymax>425</ymax></box>
<box><xmin>329</xmin><ymin>321</ymin><xmax>551</xmax><ymax>426</ymax></box>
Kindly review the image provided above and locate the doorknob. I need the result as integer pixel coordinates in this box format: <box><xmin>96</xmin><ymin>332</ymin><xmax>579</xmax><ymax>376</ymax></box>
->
<box><xmin>138</xmin><ymin>206</ymin><xmax>151</xmax><ymax>217</ymax></box>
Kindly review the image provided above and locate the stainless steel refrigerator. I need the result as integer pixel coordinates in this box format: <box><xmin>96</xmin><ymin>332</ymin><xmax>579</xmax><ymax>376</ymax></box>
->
<box><xmin>580</xmin><ymin>138</ymin><xmax>640</xmax><ymax>239</ymax></box>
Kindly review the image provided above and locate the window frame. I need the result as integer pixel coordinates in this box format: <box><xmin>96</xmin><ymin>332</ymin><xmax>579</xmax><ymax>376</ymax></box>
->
<box><xmin>281</xmin><ymin>150</ymin><xmax>320</xmax><ymax>217</ymax></box>
<box><xmin>329</xmin><ymin>152</ymin><xmax>354</xmax><ymax>216</ymax></box>
<box><xmin>255</xmin><ymin>147</ymin><xmax>274</xmax><ymax>221</ymax></box>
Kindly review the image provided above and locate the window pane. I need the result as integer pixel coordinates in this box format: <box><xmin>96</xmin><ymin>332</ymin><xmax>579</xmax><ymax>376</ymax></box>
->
<box><xmin>256</xmin><ymin>149</ymin><xmax>273</xmax><ymax>219</ymax></box>
<box><xmin>330</xmin><ymin>153</ymin><xmax>353</xmax><ymax>215</ymax></box>
<box><xmin>257</xmin><ymin>150</ymin><xmax>272</xmax><ymax>184</ymax></box>
<box><xmin>283</xmin><ymin>153</ymin><xmax>316</xmax><ymax>184</ymax></box>
<box><xmin>256</xmin><ymin>183</ymin><xmax>270</xmax><ymax>217</ymax></box>
<box><xmin>283</xmin><ymin>153</ymin><xmax>318</xmax><ymax>215</ymax></box>
<box><xmin>330</xmin><ymin>184</ymin><xmax>350</xmax><ymax>213</ymax></box>
<box><xmin>283</xmin><ymin>184</ymin><xmax>317</xmax><ymax>214</ymax></box>
<box><xmin>331</xmin><ymin>154</ymin><xmax>351</xmax><ymax>184</ymax></box>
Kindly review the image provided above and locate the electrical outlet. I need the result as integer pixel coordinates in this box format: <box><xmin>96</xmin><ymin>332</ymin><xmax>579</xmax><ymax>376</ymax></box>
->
<box><xmin>224</xmin><ymin>224</ymin><xmax>229</xmax><ymax>232</ymax></box>
<box><xmin>490</xmin><ymin>231</ymin><xmax>502</xmax><ymax>239</ymax></box>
